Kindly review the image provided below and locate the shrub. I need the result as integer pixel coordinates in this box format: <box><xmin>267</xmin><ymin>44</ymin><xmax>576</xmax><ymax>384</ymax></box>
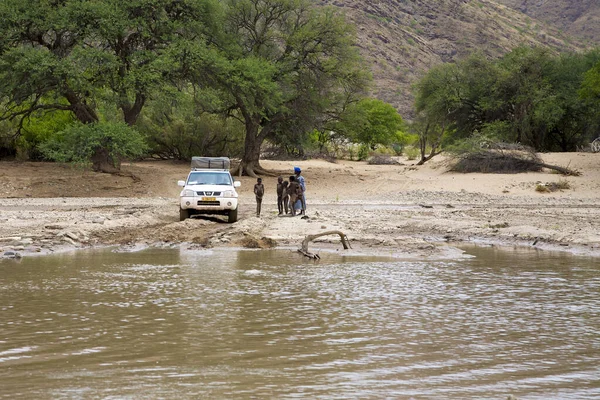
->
<box><xmin>536</xmin><ymin>180</ymin><xmax>571</xmax><ymax>192</ymax></box>
<box><xmin>368</xmin><ymin>154</ymin><xmax>400</xmax><ymax>165</ymax></box>
<box><xmin>450</xmin><ymin>148</ymin><xmax>543</xmax><ymax>174</ymax></box>
<box><xmin>39</xmin><ymin>122</ymin><xmax>148</xmax><ymax>167</ymax></box>
<box><xmin>357</xmin><ymin>144</ymin><xmax>370</xmax><ymax>161</ymax></box>
<box><xmin>404</xmin><ymin>146</ymin><xmax>420</xmax><ymax>160</ymax></box>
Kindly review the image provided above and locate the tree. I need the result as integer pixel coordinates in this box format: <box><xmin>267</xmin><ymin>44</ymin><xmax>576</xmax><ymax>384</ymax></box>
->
<box><xmin>0</xmin><ymin>0</ymin><xmax>217</xmax><ymax>125</ymax></box>
<box><xmin>190</xmin><ymin>0</ymin><xmax>369</xmax><ymax>176</ymax></box>
<box><xmin>137</xmin><ymin>90</ymin><xmax>245</xmax><ymax>160</ymax></box>
<box><xmin>580</xmin><ymin>60</ymin><xmax>600</xmax><ymax>139</ymax></box>
<box><xmin>540</xmin><ymin>51</ymin><xmax>600</xmax><ymax>150</ymax></box>
<box><xmin>412</xmin><ymin>62</ymin><xmax>461</xmax><ymax>164</ymax></box>
<box><xmin>581</xmin><ymin>61</ymin><xmax>600</xmax><ymax>101</ymax></box>
<box><xmin>0</xmin><ymin>0</ymin><xmax>219</xmax><ymax>168</ymax></box>
<box><xmin>413</xmin><ymin>47</ymin><xmax>600</xmax><ymax>154</ymax></box>
<box><xmin>39</xmin><ymin>122</ymin><xmax>148</xmax><ymax>171</ymax></box>
<box><xmin>334</xmin><ymin>98</ymin><xmax>404</xmax><ymax>149</ymax></box>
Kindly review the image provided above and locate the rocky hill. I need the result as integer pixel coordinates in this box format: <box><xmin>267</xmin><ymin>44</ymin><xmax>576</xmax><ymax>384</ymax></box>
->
<box><xmin>319</xmin><ymin>0</ymin><xmax>588</xmax><ymax>118</ymax></box>
<box><xmin>496</xmin><ymin>0</ymin><xmax>600</xmax><ymax>44</ymax></box>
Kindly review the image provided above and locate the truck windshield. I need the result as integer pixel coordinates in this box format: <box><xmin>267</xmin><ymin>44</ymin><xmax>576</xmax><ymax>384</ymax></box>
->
<box><xmin>187</xmin><ymin>172</ymin><xmax>232</xmax><ymax>185</ymax></box>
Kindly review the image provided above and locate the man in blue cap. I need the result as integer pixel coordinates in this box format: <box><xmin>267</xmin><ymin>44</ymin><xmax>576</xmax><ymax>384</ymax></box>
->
<box><xmin>294</xmin><ymin>166</ymin><xmax>306</xmax><ymax>215</ymax></box>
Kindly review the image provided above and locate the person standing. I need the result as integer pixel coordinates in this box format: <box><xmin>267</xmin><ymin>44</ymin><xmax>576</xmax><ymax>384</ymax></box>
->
<box><xmin>294</xmin><ymin>166</ymin><xmax>306</xmax><ymax>215</ymax></box>
<box><xmin>276</xmin><ymin>176</ymin><xmax>285</xmax><ymax>215</ymax></box>
<box><xmin>254</xmin><ymin>177</ymin><xmax>264</xmax><ymax>217</ymax></box>
<box><xmin>287</xmin><ymin>175</ymin><xmax>299</xmax><ymax>216</ymax></box>
<box><xmin>282</xmin><ymin>180</ymin><xmax>289</xmax><ymax>214</ymax></box>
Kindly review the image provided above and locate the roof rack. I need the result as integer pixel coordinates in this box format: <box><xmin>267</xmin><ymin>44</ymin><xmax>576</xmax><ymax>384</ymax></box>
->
<box><xmin>190</xmin><ymin>156</ymin><xmax>231</xmax><ymax>170</ymax></box>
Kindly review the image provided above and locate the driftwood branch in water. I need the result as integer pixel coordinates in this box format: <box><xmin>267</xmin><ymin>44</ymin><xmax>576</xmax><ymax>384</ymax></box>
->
<box><xmin>298</xmin><ymin>230</ymin><xmax>350</xmax><ymax>259</ymax></box>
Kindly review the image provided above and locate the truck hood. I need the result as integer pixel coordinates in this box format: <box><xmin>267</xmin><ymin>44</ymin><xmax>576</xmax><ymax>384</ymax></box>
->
<box><xmin>184</xmin><ymin>184</ymin><xmax>235</xmax><ymax>192</ymax></box>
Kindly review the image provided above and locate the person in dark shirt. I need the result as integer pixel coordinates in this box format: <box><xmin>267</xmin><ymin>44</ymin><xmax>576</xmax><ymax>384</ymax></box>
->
<box><xmin>287</xmin><ymin>175</ymin><xmax>299</xmax><ymax>216</ymax></box>
<box><xmin>276</xmin><ymin>176</ymin><xmax>285</xmax><ymax>215</ymax></box>
<box><xmin>282</xmin><ymin>180</ymin><xmax>289</xmax><ymax>215</ymax></box>
<box><xmin>294</xmin><ymin>166</ymin><xmax>306</xmax><ymax>215</ymax></box>
<box><xmin>254</xmin><ymin>178</ymin><xmax>264</xmax><ymax>217</ymax></box>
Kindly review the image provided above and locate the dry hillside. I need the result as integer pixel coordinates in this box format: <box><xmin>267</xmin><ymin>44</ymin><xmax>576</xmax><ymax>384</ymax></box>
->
<box><xmin>496</xmin><ymin>0</ymin><xmax>600</xmax><ymax>44</ymax></box>
<box><xmin>319</xmin><ymin>0</ymin><xmax>587</xmax><ymax>118</ymax></box>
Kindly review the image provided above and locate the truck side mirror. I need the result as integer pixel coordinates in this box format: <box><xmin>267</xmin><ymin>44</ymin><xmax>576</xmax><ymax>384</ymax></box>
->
<box><xmin>177</xmin><ymin>180</ymin><xmax>185</xmax><ymax>187</ymax></box>
<box><xmin>234</xmin><ymin>181</ymin><xmax>241</xmax><ymax>188</ymax></box>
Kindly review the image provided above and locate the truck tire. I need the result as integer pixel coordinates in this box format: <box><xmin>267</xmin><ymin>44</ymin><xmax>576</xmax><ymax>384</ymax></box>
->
<box><xmin>228</xmin><ymin>207</ymin><xmax>238</xmax><ymax>223</ymax></box>
<box><xmin>180</xmin><ymin>208</ymin><xmax>190</xmax><ymax>221</ymax></box>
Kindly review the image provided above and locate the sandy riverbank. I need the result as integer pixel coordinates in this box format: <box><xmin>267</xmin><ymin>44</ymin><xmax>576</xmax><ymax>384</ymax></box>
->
<box><xmin>1</xmin><ymin>153</ymin><xmax>600</xmax><ymax>259</ymax></box>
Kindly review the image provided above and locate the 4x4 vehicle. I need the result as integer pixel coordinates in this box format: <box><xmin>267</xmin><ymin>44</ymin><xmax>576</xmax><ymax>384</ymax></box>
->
<box><xmin>178</xmin><ymin>157</ymin><xmax>241</xmax><ymax>223</ymax></box>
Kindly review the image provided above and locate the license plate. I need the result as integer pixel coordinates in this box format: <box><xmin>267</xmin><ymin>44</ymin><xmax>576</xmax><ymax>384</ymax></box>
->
<box><xmin>202</xmin><ymin>197</ymin><xmax>216</xmax><ymax>201</ymax></box>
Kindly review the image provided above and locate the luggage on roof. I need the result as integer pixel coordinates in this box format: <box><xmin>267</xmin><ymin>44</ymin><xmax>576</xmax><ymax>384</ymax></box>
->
<box><xmin>191</xmin><ymin>157</ymin><xmax>230</xmax><ymax>170</ymax></box>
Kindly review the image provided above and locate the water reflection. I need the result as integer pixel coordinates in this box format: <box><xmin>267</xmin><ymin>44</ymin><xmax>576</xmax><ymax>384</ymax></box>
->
<box><xmin>0</xmin><ymin>247</ymin><xmax>599</xmax><ymax>399</ymax></box>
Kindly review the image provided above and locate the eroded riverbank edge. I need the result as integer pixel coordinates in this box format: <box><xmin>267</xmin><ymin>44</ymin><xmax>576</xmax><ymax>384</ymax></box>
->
<box><xmin>2</xmin><ymin>196</ymin><xmax>600</xmax><ymax>260</ymax></box>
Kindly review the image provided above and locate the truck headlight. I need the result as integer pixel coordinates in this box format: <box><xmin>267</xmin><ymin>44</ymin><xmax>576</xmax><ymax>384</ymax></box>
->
<box><xmin>223</xmin><ymin>190</ymin><xmax>236</xmax><ymax>198</ymax></box>
<box><xmin>182</xmin><ymin>189</ymin><xmax>195</xmax><ymax>197</ymax></box>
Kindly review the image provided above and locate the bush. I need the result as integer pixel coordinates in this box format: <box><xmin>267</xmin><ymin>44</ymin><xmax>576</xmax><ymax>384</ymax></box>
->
<box><xmin>357</xmin><ymin>144</ymin><xmax>370</xmax><ymax>161</ymax></box>
<box><xmin>451</xmin><ymin>149</ymin><xmax>543</xmax><ymax>173</ymax></box>
<box><xmin>536</xmin><ymin>180</ymin><xmax>571</xmax><ymax>192</ymax></box>
<box><xmin>39</xmin><ymin>122</ymin><xmax>148</xmax><ymax>167</ymax></box>
<box><xmin>17</xmin><ymin>111</ymin><xmax>74</xmax><ymax>160</ymax></box>
<box><xmin>368</xmin><ymin>154</ymin><xmax>400</xmax><ymax>165</ymax></box>
<box><xmin>404</xmin><ymin>146</ymin><xmax>420</xmax><ymax>160</ymax></box>
<box><xmin>393</xmin><ymin>131</ymin><xmax>419</xmax><ymax>155</ymax></box>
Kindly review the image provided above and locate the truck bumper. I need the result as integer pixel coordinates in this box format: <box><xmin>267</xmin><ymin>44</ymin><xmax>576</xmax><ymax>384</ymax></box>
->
<box><xmin>180</xmin><ymin>197</ymin><xmax>238</xmax><ymax>213</ymax></box>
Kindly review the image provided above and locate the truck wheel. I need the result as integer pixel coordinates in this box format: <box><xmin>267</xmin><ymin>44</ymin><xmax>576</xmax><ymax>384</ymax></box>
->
<box><xmin>180</xmin><ymin>208</ymin><xmax>190</xmax><ymax>221</ymax></box>
<box><xmin>228</xmin><ymin>207</ymin><xmax>238</xmax><ymax>223</ymax></box>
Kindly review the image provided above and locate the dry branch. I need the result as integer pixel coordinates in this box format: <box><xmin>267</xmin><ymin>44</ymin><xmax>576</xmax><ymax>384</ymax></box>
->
<box><xmin>450</xmin><ymin>150</ymin><xmax>580</xmax><ymax>176</ymax></box>
<box><xmin>298</xmin><ymin>230</ymin><xmax>350</xmax><ymax>259</ymax></box>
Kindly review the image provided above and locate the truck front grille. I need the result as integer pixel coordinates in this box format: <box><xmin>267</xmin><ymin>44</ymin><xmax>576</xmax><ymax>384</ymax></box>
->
<box><xmin>197</xmin><ymin>201</ymin><xmax>221</xmax><ymax>206</ymax></box>
<box><xmin>196</xmin><ymin>191</ymin><xmax>222</xmax><ymax>196</ymax></box>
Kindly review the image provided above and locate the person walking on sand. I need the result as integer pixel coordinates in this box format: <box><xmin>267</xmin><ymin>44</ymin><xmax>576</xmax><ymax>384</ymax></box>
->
<box><xmin>276</xmin><ymin>176</ymin><xmax>285</xmax><ymax>215</ymax></box>
<box><xmin>294</xmin><ymin>166</ymin><xmax>306</xmax><ymax>215</ymax></box>
<box><xmin>254</xmin><ymin>177</ymin><xmax>264</xmax><ymax>217</ymax></box>
<box><xmin>287</xmin><ymin>175</ymin><xmax>299</xmax><ymax>216</ymax></box>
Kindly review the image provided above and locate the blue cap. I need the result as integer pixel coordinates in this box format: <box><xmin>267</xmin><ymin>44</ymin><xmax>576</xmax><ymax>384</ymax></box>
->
<box><xmin>294</xmin><ymin>166</ymin><xmax>301</xmax><ymax>173</ymax></box>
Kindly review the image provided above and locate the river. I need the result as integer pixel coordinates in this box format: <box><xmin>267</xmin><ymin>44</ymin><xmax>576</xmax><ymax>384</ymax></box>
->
<box><xmin>1</xmin><ymin>246</ymin><xmax>599</xmax><ymax>399</ymax></box>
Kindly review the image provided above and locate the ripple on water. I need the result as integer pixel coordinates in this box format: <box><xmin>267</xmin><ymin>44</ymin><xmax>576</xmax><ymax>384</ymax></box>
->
<box><xmin>0</xmin><ymin>247</ymin><xmax>598</xmax><ymax>399</ymax></box>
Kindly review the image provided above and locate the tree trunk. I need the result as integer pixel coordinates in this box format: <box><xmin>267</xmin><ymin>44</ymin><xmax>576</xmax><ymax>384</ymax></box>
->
<box><xmin>65</xmin><ymin>91</ymin><xmax>98</xmax><ymax>124</ymax></box>
<box><xmin>91</xmin><ymin>147</ymin><xmax>120</xmax><ymax>173</ymax></box>
<box><xmin>417</xmin><ymin>122</ymin><xmax>445</xmax><ymax>166</ymax></box>
<box><xmin>232</xmin><ymin>118</ymin><xmax>277</xmax><ymax>177</ymax></box>
<box><xmin>233</xmin><ymin>121</ymin><xmax>261</xmax><ymax>177</ymax></box>
<box><xmin>121</xmin><ymin>93</ymin><xmax>146</xmax><ymax>126</ymax></box>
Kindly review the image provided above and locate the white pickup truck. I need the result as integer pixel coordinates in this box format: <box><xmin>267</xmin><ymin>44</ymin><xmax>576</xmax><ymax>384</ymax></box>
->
<box><xmin>178</xmin><ymin>157</ymin><xmax>241</xmax><ymax>223</ymax></box>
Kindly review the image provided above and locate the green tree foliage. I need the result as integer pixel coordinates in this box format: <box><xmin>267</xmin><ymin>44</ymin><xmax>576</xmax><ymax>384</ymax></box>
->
<box><xmin>335</xmin><ymin>98</ymin><xmax>405</xmax><ymax>150</ymax></box>
<box><xmin>137</xmin><ymin>91</ymin><xmax>245</xmax><ymax>160</ymax></box>
<box><xmin>414</xmin><ymin>47</ymin><xmax>600</xmax><ymax>154</ymax></box>
<box><xmin>581</xmin><ymin>61</ymin><xmax>600</xmax><ymax>100</ymax></box>
<box><xmin>188</xmin><ymin>0</ymin><xmax>370</xmax><ymax>176</ymax></box>
<box><xmin>0</xmin><ymin>0</ymin><xmax>220</xmax><ymax>167</ymax></box>
<box><xmin>18</xmin><ymin>111</ymin><xmax>74</xmax><ymax>160</ymax></box>
<box><xmin>580</xmin><ymin>60</ymin><xmax>600</xmax><ymax>136</ymax></box>
<box><xmin>0</xmin><ymin>0</ymin><xmax>218</xmax><ymax>126</ymax></box>
<box><xmin>413</xmin><ymin>61</ymin><xmax>463</xmax><ymax>164</ymax></box>
<box><xmin>40</xmin><ymin>122</ymin><xmax>148</xmax><ymax>171</ymax></box>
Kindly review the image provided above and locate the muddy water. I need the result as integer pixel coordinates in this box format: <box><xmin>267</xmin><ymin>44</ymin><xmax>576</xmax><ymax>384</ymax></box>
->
<box><xmin>1</xmin><ymin>247</ymin><xmax>598</xmax><ymax>399</ymax></box>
